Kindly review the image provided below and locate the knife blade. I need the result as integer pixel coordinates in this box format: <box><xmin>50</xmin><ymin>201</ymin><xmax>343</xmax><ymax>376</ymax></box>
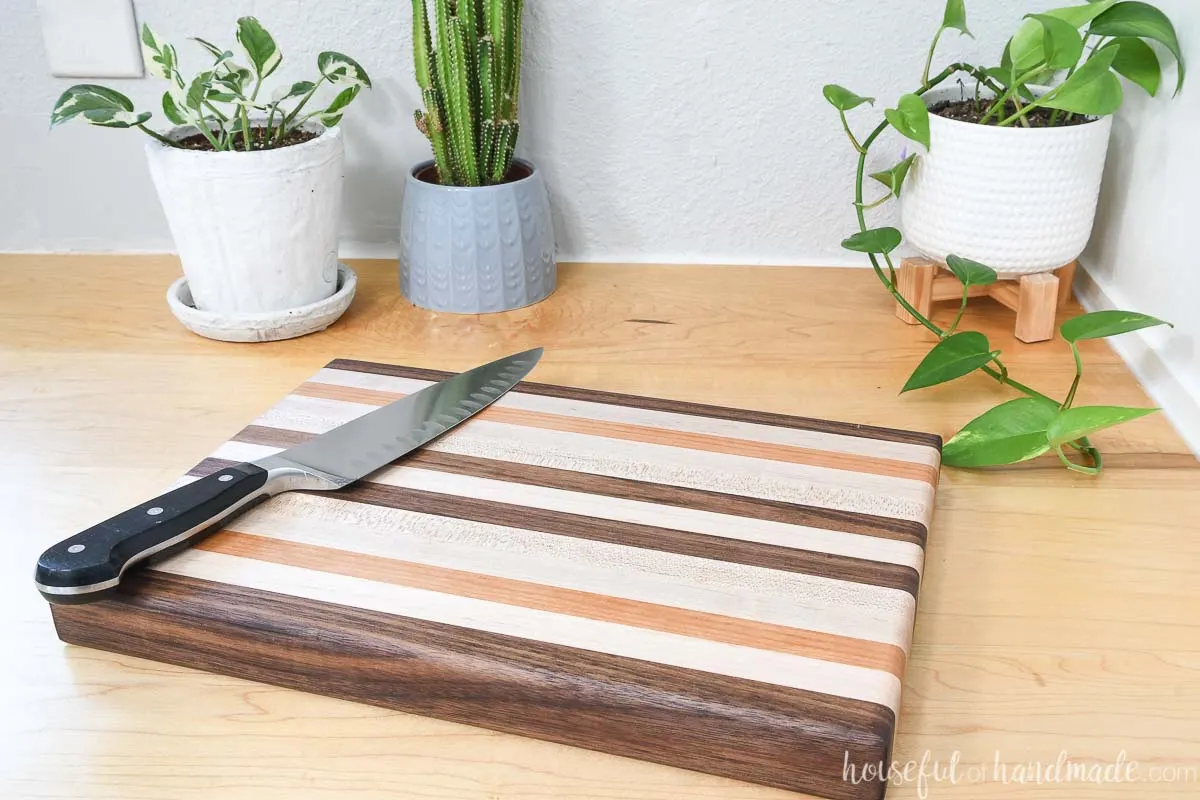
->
<box><xmin>34</xmin><ymin>347</ymin><xmax>543</xmax><ymax>605</ymax></box>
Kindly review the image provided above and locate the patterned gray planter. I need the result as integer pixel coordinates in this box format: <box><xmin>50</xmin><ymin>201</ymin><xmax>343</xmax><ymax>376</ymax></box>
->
<box><xmin>399</xmin><ymin>158</ymin><xmax>557</xmax><ymax>313</ymax></box>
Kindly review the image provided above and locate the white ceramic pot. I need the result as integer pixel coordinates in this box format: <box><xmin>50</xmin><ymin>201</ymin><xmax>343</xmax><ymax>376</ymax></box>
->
<box><xmin>145</xmin><ymin>122</ymin><xmax>344</xmax><ymax>314</ymax></box>
<box><xmin>900</xmin><ymin>85</ymin><xmax>1113</xmax><ymax>275</ymax></box>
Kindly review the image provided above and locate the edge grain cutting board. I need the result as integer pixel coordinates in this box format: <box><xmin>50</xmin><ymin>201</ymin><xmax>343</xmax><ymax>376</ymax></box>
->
<box><xmin>50</xmin><ymin>358</ymin><xmax>942</xmax><ymax>800</ymax></box>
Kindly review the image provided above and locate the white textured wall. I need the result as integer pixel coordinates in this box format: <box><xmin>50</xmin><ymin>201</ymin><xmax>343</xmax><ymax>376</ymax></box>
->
<box><xmin>2</xmin><ymin>0</ymin><xmax>1063</xmax><ymax>262</ymax></box>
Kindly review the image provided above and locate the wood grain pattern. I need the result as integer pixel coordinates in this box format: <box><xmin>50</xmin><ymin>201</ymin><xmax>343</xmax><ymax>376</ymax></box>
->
<box><xmin>47</xmin><ymin>351</ymin><xmax>937</xmax><ymax>799</ymax></box>
<box><xmin>4</xmin><ymin>255</ymin><xmax>1199</xmax><ymax>800</ymax></box>
<box><xmin>51</xmin><ymin>572</ymin><xmax>896</xmax><ymax>800</ymax></box>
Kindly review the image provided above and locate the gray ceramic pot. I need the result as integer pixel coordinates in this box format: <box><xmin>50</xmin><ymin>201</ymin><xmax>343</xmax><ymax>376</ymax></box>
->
<box><xmin>399</xmin><ymin>158</ymin><xmax>557</xmax><ymax>313</ymax></box>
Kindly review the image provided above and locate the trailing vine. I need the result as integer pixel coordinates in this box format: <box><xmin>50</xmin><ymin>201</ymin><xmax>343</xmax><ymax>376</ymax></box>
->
<box><xmin>824</xmin><ymin>0</ymin><xmax>1184</xmax><ymax>472</ymax></box>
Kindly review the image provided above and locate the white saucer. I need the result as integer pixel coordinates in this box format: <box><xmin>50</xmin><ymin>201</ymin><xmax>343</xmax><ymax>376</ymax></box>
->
<box><xmin>166</xmin><ymin>263</ymin><xmax>357</xmax><ymax>343</ymax></box>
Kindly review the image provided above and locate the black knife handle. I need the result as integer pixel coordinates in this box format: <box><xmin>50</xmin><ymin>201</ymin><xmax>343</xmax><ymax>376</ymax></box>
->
<box><xmin>35</xmin><ymin>463</ymin><xmax>270</xmax><ymax>605</ymax></box>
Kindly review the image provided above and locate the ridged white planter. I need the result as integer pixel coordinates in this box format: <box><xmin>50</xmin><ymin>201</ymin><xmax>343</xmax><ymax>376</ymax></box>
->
<box><xmin>146</xmin><ymin>122</ymin><xmax>344</xmax><ymax>314</ymax></box>
<box><xmin>901</xmin><ymin>85</ymin><xmax>1113</xmax><ymax>275</ymax></box>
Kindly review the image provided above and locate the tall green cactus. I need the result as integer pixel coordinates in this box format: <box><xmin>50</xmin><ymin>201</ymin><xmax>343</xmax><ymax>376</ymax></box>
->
<box><xmin>412</xmin><ymin>0</ymin><xmax>523</xmax><ymax>186</ymax></box>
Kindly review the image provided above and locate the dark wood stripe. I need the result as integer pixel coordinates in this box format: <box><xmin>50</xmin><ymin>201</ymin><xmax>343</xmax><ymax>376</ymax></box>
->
<box><xmin>325</xmin><ymin>358</ymin><xmax>944</xmax><ymax>451</ymax></box>
<box><xmin>194</xmin><ymin>456</ymin><xmax>920</xmax><ymax>597</ymax></box>
<box><xmin>233</xmin><ymin>424</ymin><xmax>928</xmax><ymax>546</ymax></box>
<box><xmin>51</xmin><ymin>572</ymin><xmax>894</xmax><ymax>800</ymax></box>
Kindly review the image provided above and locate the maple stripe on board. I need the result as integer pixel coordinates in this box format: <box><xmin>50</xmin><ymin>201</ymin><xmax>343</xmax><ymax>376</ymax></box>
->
<box><xmin>233</xmin><ymin>425</ymin><xmax>929</xmax><ymax>545</ymax></box>
<box><xmin>202</xmin><ymin>443</ymin><xmax>925</xmax><ymax>573</ymax></box>
<box><xmin>188</xmin><ymin>461</ymin><xmax>920</xmax><ymax>648</ymax></box>
<box><xmin>195</xmin><ymin>531</ymin><xmax>908</xmax><ymax>677</ymax></box>
<box><xmin>309</xmin><ymin>367</ymin><xmax>942</xmax><ymax>471</ymax></box>
<box><xmin>327</xmin><ymin>358</ymin><xmax>944</xmax><ymax>450</ymax></box>
<box><xmin>197</xmin><ymin>454</ymin><xmax>922</xmax><ymax>602</ymax></box>
<box><xmin>293</xmin><ymin>381</ymin><xmax>939</xmax><ymax>485</ymax></box>
<box><xmin>254</xmin><ymin>395</ymin><xmax>936</xmax><ymax>523</ymax></box>
<box><xmin>154</xmin><ymin>548</ymin><xmax>905</xmax><ymax>712</ymax></box>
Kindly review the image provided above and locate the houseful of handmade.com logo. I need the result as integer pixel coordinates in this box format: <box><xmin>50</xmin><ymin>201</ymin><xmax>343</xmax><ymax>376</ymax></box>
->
<box><xmin>843</xmin><ymin>750</ymin><xmax>1198</xmax><ymax>798</ymax></box>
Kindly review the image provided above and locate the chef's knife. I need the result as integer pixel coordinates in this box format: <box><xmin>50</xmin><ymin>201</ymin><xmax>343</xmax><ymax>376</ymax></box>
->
<box><xmin>35</xmin><ymin>348</ymin><xmax>543</xmax><ymax>605</ymax></box>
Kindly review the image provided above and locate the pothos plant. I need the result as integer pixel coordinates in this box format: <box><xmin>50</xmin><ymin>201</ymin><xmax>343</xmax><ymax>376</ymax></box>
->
<box><xmin>50</xmin><ymin>18</ymin><xmax>371</xmax><ymax>151</ymax></box>
<box><xmin>824</xmin><ymin>0</ymin><xmax>1185</xmax><ymax>474</ymax></box>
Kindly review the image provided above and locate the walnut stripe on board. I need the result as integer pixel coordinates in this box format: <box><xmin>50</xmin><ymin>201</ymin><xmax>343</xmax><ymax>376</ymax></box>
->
<box><xmin>50</xmin><ymin>571</ymin><xmax>894</xmax><ymax>800</ymax></box>
<box><xmin>293</xmin><ymin>381</ymin><xmax>939</xmax><ymax>486</ymax></box>
<box><xmin>230</xmin><ymin>426</ymin><xmax>929</xmax><ymax>545</ymax></box>
<box><xmin>255</xmin><ymin>395</ymin><xmax>935</xmax><ymax>523</ymax></box>
<box><xmin>193</xmin><ymin>455</ymin><xmax>921</xmax><ymax>598</ymax></box>
<box><xmin>326</xmin><ymin>357</ymin><xmax>943</xmax><ymax>451</ymax></box>
<box><xmin>153</xmin><ymin>548</ymin><xmax>905</xmax><ymax>712</ymax></box>
<box><xmin>313</xmin><ymin>367</ymin><xmax>940</xmax><ymax>469</ymax></box>
<box><xmin>195</xmin><ymin>530</ymin><xmax>908</xmax><ymax>678</ymax></box>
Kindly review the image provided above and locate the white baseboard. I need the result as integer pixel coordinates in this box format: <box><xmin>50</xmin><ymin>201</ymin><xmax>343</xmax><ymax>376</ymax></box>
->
<box><xmin>1074</xmin><ymin>267</ymin><xmax>1200</xmax><ymax>459</ymax></box>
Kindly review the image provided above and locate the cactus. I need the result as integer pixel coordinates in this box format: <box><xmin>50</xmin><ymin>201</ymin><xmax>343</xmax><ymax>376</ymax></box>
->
<box><xmin>412</xmin><ymin>0</ymin><xmax>523</xmax><ymax>186</ymax></box>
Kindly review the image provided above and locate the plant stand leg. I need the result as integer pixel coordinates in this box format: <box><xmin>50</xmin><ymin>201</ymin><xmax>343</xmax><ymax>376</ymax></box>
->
<box><xmin>1056</xmin><ymin>260</ymin><xmax>1078</xmax><ymax>309</ymax></box>
<box><xmin>894</xmin><ymin>258</ymin><xmax>936</xmax><ymax>325</ymax></box>
<box><xmin>1013</xmin><ymin>273</ymin><xmax>1059</xmax><ymax>343</ymax></box>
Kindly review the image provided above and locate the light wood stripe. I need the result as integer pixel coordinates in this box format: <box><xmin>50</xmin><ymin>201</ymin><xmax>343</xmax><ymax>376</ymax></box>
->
<box><xmin>197</xmin><ymin>531</ymin><xmax>907</xmax><ymax>678</ymax></box>
<box><xmin>232</xmin><ymin>425</ymin><xmax>930</xmax><ymax>544</ymax></box>
<box><xmin>190</xmin><ymin>459</ymin><xmax>917</xmax><ymax>648</ymax></box>
<box><xmin>200</xmin><ymin>443</ymin><xmax>925</xmax><ymax>571</ymax></box>
<box><xmin>156</xmin><ymin>549</ymin><xmax>904</xmax><ymax>712</ymax></box>
<box><xmin>294</xmin><ymin>381</ymin><xmax>939</xmax><ymax>486</ymax></box>
<box><xmin>327</xmin><ymin>357</ymin><xmax>944</xmax><ymax>451</ymax></box>
<box><xmin>313</xmin><ymin>367</ymin><xmax>941</xmax><ymax>469</ymax></box>
<box><xmin>256</xmin><ymin>395</ymin><xmax>935</xmax><ymax>523</ymax></box>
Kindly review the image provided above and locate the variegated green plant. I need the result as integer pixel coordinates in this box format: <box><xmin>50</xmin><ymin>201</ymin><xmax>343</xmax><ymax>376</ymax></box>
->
<box><xmin>51</xmin><ymin>18</ymin><xmax>371</xmax><ymax>151</ymax></box>
<box><xmin>823</xmin><ymin>0</ymin><xmax>1185</xmax><ymax>473</ymax></box>
<box><xmin>411</xmin><ymin>0</ymin><xmax>523</xmax><ymax>186</ymax></box>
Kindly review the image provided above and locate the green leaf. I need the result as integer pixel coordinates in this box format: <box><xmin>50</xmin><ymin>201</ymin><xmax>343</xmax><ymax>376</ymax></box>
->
<box><xmin>884</xmin><ymin>94</ymin><xmax>930</xmax><ymax>150</ymax></box>
<box><xmin>140</xmin><ymin>24</ymin><xmax>177</xmax><ymax>80</ymax></box>
<box><xmin>902</xmin><ymin>331</ymin><xmax>997</xmax><ymax>393</ymax></box>
<box><xmin>161</xmin><ymin>91</ymin><xmax>187</xmax><ymax>125</ymax></box>
<box><xmin>1040</xmin><ymin>45</ymin><xmax>1123</xmax><ymax>116</ymax></box>
<box><xmin>941</xmin><ymin>0</ymin><xmax>970</xmax><ymax>36</ymax></box>
<box><xmin>945</xmin><ymin>254</ymin><xmax>998</xmax><ymax>287</ymax></box>
<box><xmin>318</xmin><ymin>86</ymin><xmax>360</xmax><ymax>125</ymax></box>
<box><xmin>942</xmin><ymin>397</ymin><xmax>1061</xmax><ymax>467</ymax></box>
<box><xmin>1011</xmin><ymin>13</ymin><xmax>1084</xmax><ymax>72</ymax></box>
<box><xmin>318</xmin><ymin>52</ymin><xmax>372</xmax><ymax>88</ymax></box>
<box><xmin>81</xmin><ymin>108</ymin><xmax>152</xmax><ymax>129</ymax></box>
<box><xmin>841</xmin><ymin>227</ymin><xmax>902</xmax><ymax>254</ymax></box>
<box><xmin>869</xmin><ymin>154</ymin><xmax>917</xmax><ymax>199</ymax></box>
<box><xmin>192</xmin><ymin>37</ymin><xmax>226</xmax><ymax>60</ymax></box>
<box><xmin>272</xmin><ymin>80</ymin><xmax>315</xmax><ymax>102</ymax></box>
<box><xmin>1046</xmin><ymin>405</ymin><xmax>1157</xmax><ymax>446</ymax></box>
<box><xmin>1090</xmin><ymin>1</ymin><xmax>1184</xmax><ymax>94</ymax></box>
<box><xmin>822</xmin><ymin>84</ymin><xmax>874</xmax><ymax>111</ymax></box>
<box><xmin>1060</xmin><ymin>309</ymin><xmax>1171</xmax><ymax>342</ymax></box>
<box><xmin>185</xmin><ymin>71</ymin><xmax>214</xmax><ymax>111</ymax></box>
<box><xmin>50</xmin><ymin>84</ymin><xmax>134</xmax><ymax>126</ymax></box>
<box><xmin>1043</xmin><ymin>0</ymin><xmax>1118</xmax><ymax>29</ymax></box>
<box><xmin>1103</xmin><ymin>36</ymin><xmax>1162</xmax><ymax>96</ymax></box>
<box><xmin>236</xmin><ymin>16</ymin><xmax>281</xmax><ymax>78</ymax></box>
<box><xmin>1032</xmin><ymin>14</ymin><xmax>1086</xmax><ymax>70</ymax></box>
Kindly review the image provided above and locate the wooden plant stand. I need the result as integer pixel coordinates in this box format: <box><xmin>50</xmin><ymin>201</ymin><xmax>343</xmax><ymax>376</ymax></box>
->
<box><xmin>894</xmin><ymin>257</ymin><xmax>1077</xmax><ymax>343</ymax></box>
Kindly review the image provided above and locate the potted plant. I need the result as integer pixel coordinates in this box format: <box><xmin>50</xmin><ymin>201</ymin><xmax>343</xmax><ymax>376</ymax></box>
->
<box><xmin>823</xmin><ymin>0</ymin><xmax>1184</xmax><ymax>472</ymax></box>
<box><xmin>400</xmin><ymin>0</ymin><xmax>556</xmax><ymax>314</ymax></box>
<box><xmin>51</xmin><ymin>18</ymin><xmax>372</xmax><ymax>342</ymax></box>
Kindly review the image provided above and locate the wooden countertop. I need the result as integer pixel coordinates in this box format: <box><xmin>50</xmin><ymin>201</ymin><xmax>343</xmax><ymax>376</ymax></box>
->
<box><xmin>2</xmin><ymin>255</ymin><xmax>1197</xmax><ymax>800</ymax></box>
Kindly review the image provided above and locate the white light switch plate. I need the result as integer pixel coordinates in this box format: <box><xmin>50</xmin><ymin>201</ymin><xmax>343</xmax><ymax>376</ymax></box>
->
<box><xmin>38</xmin><ymin>0</ymin><xmax>144</xmax><ymax>78</ymax></box>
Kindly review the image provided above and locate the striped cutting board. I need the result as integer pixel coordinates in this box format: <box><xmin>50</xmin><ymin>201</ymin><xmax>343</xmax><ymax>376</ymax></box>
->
<box><xmin>51</xmin><ymin>358</ymin><xmax>941</xmax><ymax>800</ymax></box>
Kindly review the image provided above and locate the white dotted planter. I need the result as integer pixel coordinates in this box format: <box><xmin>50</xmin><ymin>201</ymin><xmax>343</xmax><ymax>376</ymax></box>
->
<box><xmin>901</xmin><ymin>85</ymin><xmax>1113</xmax><ymax>276</ymax></box>
<box><xmin>145</xmin><ymin>122</ymin><xmax>347</xmax><ymax>325</ymax></box>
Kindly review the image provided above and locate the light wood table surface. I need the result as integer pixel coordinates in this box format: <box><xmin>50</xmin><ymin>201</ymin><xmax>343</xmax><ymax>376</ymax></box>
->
<box><xmin>2</xmin><ymin>255</ymin><xmax>1198</xmax><ymax>800</ymax></box>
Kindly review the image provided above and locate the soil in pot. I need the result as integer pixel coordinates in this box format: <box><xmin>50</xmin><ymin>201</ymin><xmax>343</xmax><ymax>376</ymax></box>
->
<box><xmin>415</xmin><ymin>160</ymin><xmax>533</xmax><ymax>186</ymax></box>
<box><xmin>175</xmin><ymin>127</ymin><xmax>319</xmax><ymax>151</ymax></box>
<box><xmin>930</xmin><ymin>99</ymin><xmax>1093</xmax><ymax>128</ymax></box>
